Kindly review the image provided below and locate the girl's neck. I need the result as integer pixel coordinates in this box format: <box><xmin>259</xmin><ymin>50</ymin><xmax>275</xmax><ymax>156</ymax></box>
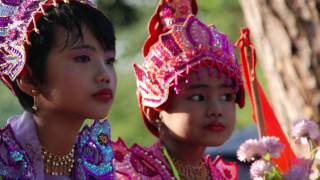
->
<box><xmin>33</xmin><ymin>110</ymin><xmax>85</xmax><ymax>155</ymax></box>
<box><xmin>160</xmin><ymin>138</ymin><xmax>206</xmax><ymax>165</ymax></box>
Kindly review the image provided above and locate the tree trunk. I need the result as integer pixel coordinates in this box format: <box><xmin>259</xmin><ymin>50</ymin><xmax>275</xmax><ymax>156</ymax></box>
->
<box><xmin>239</xmin><ymin>0</ymin><xmax>320</xmax><ymax>153</ymax></box>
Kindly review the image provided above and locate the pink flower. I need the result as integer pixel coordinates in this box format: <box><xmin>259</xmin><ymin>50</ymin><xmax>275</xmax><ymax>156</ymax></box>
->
<box><xmin>237</xmin><ymin>139</ymin><xmax>266</xmax><ymax>162</ymax></box>
<box><xmin>261</xmin><ymin>136</ymin><xmax>284</xmax><ymax>158</ymax></box>
<box><xmin>291</xmin><ymin>119</ymin><xmax>320</xmax><ymax>144</ymax></box>
<box><xmin>250</xmin><ymin>159</ymin><xmax>273</xmax><ymax>179</ymax></box>
<box><xmin>283</xmin><ymin>158</ymin><xmax>311</xmax><ymax>180</ymax></box>
<box><xmin>315</xmin><ymin>149</ymin><xmax>320</xmax><ymax>160</ymax></box>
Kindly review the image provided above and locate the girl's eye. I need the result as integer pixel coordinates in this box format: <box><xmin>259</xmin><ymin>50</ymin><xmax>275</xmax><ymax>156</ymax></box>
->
<box><xmin>105</xmin><ymin>57</ymin><xmax>115</xmax><ymax>65</ymax></box>
<box><xmin>189</xmin><ymin>94</ymin><xmax>205</xmax><ymax>101</ymax></box>
<box><xmin>74</xmin><ymin>55</ymin><xmax>91</xmax><ymax>63</ymax></box>
<box><xmin>221</xmin><ymin>93</ymin><xmax>236</xmax><ymax>102</ymax></box>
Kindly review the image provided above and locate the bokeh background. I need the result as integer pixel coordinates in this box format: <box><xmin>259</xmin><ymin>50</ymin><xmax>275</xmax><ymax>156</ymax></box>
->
<box><xmin>0</xmin><ymin>0</ymin><xmax>267</xmax><ymax>147</ymax></box>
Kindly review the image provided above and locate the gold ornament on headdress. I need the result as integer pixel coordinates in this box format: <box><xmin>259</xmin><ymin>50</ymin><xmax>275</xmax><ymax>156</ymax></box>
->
<box><xmin>0</xmin><ymin>0</ymin><xmax>96</xmax><ymax>92</ymax></box>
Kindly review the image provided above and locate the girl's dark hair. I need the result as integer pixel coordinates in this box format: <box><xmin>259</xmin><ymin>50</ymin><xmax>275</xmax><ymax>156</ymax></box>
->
<box><xmin>12</xmin><ymin>1</ymin><xmax>115</xmax><ymax>112</ymax></box>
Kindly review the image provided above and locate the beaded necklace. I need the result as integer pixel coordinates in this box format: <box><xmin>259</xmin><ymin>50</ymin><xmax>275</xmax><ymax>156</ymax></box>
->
<box><xmin>162</xmin><ymin>145</ymin><xmax>209</xmax><ymax>180</ymax></box>
<box><xmin>41</xmin><ymin>145</ymin><xmax>75</xmax><ymax>176</ymax></box>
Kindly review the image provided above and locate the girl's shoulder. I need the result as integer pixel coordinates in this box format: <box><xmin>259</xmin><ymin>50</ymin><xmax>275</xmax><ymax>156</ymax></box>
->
<box><xmin>112</xmin><ymin>140</ymin><xmax>174</xmax><ymax>179</ymax></box>
<box><xmin>0</xmin><ymin>124</ymin><xmax>36</xmax><ymax>179</ymax></box>
<box><xmin>206</xmin><ymin>155</ymin><xmax>239</xmax><ymax>180</ymax></box>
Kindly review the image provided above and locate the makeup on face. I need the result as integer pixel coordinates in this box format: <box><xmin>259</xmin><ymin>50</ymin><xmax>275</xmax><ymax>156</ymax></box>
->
<box><xmin>92</xmin><ymin>88</ymin><xmax>113</xmax><ymax>103</ymax></box>
<box><xmin>204</xmin><ymin>121</ymin><xmax>226</xmax><ymax>132</ymax></box>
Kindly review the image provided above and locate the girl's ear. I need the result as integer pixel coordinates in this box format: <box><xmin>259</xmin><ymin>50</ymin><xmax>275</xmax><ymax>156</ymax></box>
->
<box><xmin>16</xmin><ymin>74</ymin><xmax>38</xmax><ymax>96</ymax></box>
<box><xmin>143</xmin><ymin>106</ymin><xmax>160</xmax><ymax>125</ymax></box>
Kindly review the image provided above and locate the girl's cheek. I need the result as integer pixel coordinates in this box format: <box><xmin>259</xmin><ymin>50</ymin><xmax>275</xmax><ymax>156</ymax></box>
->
<box><xmin>62</xmin><ymin>70</ymin><xmax>76</xmax><ymax>81</ymax></box>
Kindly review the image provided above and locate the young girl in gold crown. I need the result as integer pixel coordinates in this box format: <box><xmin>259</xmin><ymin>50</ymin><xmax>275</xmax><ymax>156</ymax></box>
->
<box><xmin>113</xmin><ymin>0</ymin><xmax>245</xmax><ymax>179</ymax></box>
<box><xmin>0</xmin><ymin>0</ymin><xmax>117</xmax><ymax>179</ymax></box>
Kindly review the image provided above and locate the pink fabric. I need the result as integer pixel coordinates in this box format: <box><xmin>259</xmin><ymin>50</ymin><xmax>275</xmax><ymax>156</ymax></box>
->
<box><xmin>113</xmin><ymin>139</ymin><xmax>239</xmax><ymax>179</ymax></box>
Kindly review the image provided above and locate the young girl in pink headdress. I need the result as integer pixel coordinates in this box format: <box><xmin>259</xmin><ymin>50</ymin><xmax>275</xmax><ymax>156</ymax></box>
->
<box><xmin>0</xmin><ymin>0</ymin><xmax>116</xmax><ymax>179</ymax></box>
<box><xmin>113</xmin><ymin>0</ymin><xmax>245</xmax><ymax>179</ymax></box>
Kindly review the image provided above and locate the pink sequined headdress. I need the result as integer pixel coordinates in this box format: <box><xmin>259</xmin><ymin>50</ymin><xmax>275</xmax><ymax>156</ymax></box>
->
<box><xmin>0</xmin><ymin>0</ymin><xmax>95</xmax><ymax>92</ymax></box>
<box><xmin>134</xmin><ymin>0</ymin><xmax>244</xmax><ymax>136</ymax></box>
<box><xmin>135</xmin><ymin>0</ymin><xmax>244</xmax><ymax>107</ymax></box>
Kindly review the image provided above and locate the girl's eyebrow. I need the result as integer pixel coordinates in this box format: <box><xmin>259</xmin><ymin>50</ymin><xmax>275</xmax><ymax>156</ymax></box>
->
<box><xmin>186</xmin><ymin>84</ymin><xmax>208</xmax><ymax>90</ymax></box>
<box><xmin>220</xmin><ymin>83</ymin><xmax>233</xmax><ymax>88</ymax></box>
<box><xmin>70</xmin><ymin>44</ymin><xmax>96</xmax><ymax>51</ymax></box>
<box><xmin>185</xmin><ymin>83</ymin><xmax>232</xmax><ymax>90</ymax></box>
<box><xmin>69</xmin><ymin>44</ymin><xmax>115</xmax><ymax>58</ymax></box>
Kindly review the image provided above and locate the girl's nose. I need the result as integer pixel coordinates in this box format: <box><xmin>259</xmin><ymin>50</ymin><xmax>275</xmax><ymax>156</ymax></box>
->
<box><xmin>207</xmin><ymin>102</ymin><xmax>222</xmax><ymax>118</ymax></box>
<box><xmin>96</xmin><ymin>71</ymin><xmax>110</xmax><ymax>84</ymax></box>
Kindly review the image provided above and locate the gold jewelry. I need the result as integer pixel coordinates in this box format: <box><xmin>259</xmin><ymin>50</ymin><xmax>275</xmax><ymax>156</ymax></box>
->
<box><xmin>155</xmin><ymin>119</ymin><xmax>161</xmax><ymax>132</ymax></box>
<box><xmin>31</xmin><ymin>90</ymin><xmax>39</xmax><ymax>112</ymax></box>
<box><xmin>173</xmin><ymin>158</ymin><xmax>209</xmax><ymax>180</ymax></box>
<box><xmin>41</xmin><ymin>145</ymin><xmax>75</xmax><ymax>176</ymax></box>
<box><xmin>156</xmin><ymin>119</ymin><xmax>165</xmax><ymax>138</ymax></box>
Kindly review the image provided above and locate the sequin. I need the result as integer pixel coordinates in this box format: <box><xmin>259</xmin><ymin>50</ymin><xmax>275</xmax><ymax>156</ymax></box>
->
<box><xmin>113</xmin><ymin>141</ymin><xmax>239</xmax><ymax>180</ymax></box>
<box><xmin>162</xmin><ymin>34</ymin><xmax>182</xmax><ymax>56</ymax></box>
<box><xmin>0</xmin><ymin>27</ymin><xmax>8</xmax><ymax>36</ymax></box>
<box><xmin>74</xmin><ymin>120</ymin><xmax>114</xmax><ymax>179</ymax></box>
<box><xmin>0</xmin><ymin>125</ymin><xmax>35</xmax><ymax>179</ymax></box>
<box><xmin>1</xmin><ymin>0</ymin><xmax>22</xmax><ymax>6</ymax></box>
<box><xmin>0</xmin><ymin>117</ymin><xmax>115</xmax><ymax>179</ymax></box>
<box><xmin>11</xmin><ymin>151</ymin><xmax>23</xmax><ymax>161</ymax></box>
<box><xmin>0</xmin><ymin>16</ymin><xmax>11</xmax><ymax>27</ymax></box>
<box><xmin>136</xmin><ymin>14</ymin><xmax>243</xmax><ymax>109</ymax></box>
<box><xmin>0</xmin><ymin>4</ymin><xmax>17</xmax><ymax>17</ymax></box>
<box><xmin>98</xmin><ymin>133</ymin><xmax>109</xmax><ymax>145</ymax></box>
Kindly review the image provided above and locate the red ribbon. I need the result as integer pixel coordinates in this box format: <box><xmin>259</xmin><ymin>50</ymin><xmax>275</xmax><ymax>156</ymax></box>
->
<box><xmin>235</xmin><ymin>28</ymin><xmax>296</xmax><ymax>172</ymax></box>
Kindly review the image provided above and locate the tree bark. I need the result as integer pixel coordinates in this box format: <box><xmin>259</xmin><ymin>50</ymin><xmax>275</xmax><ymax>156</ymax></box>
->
<box><xmin>239</xmin><ymin>0</ymin><xmax>320</xmax><ymax>153</ymax></box>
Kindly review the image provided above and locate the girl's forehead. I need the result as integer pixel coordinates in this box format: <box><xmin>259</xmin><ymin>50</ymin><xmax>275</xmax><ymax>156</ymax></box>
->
<box><xmin>186</xmin><ymin>67</ymin><xmax>229</xmax><ymax>81</ymax></box>
<box><xmin>52</xmin><ymin>26</ymin><xmax>83</xmax><ymax>51</ymax></box>
<box><xmin>178</xmin><ymin>67</ymin><xmax>233</xmax><ymax>89</ymax></box>
<box><xmin>52</xmin><ymin>26</ymin><xmax>112</xmax><ymax>55</ymax></box>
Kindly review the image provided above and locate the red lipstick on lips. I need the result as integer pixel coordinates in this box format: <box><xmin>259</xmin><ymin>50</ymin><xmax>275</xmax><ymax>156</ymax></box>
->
<box><xmin>205</xmin><ymin>121</ymin><xmax>226</xmax><ymax>132</ymax></box>
<box><xmin>92</xmin><ymin>88</ymin><xmax>113</xmax><ymax>102</ymax></box>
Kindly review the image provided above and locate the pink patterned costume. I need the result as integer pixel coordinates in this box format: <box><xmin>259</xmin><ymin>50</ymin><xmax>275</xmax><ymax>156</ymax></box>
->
<box><xmin>113</xmin><ymin>139</ymin><xmax>238</xmax><ymax>179</ymax></box>
<box><xmin>113</xmin><ymin>0</ymin><xmax>244</xmax><ymax>179</ymax></box>
<box><xmin>0</xmin><ymin>112</ymin><xmax>114</xmax><ymax>179</ymax></box>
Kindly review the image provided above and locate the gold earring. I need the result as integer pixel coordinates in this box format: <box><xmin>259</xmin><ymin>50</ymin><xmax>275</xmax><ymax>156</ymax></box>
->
<box><xmin>156</xmin><ymin>119</ymin><xmax>161</xmax><ymax>132</ymax></box>
<box><xmin>156</xmin><ymin>118</ymin><xmax>165</xmax><ymax>138</ymax></box>
<box><xmin>31</xmin><ymin>90</ymin><xmax>39</xmax><ymax>112</ymax></box>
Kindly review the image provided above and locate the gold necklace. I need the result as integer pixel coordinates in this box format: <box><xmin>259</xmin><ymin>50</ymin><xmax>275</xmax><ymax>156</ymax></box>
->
<box><xmin>41</xmin><ymin>145</ymin><xmax>75</xmax><ymax>176</ymax></box>
<box><xmin>173</xmin><ymin>158</ymin><xmax>209</xmax><ymax>180</ymax></box>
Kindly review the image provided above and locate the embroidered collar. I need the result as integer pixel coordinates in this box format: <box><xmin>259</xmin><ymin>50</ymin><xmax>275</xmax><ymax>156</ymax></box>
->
<box><xmin>0</xmin><ymin>112</ymin><xmax>114</xmax><ymax>179</ymax></box>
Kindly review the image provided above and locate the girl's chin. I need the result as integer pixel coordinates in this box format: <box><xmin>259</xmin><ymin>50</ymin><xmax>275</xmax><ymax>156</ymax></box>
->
<box><xmin>88</xmin><ymin>113</ymin><xmax>109</xmax><ymax>120</ymax></box>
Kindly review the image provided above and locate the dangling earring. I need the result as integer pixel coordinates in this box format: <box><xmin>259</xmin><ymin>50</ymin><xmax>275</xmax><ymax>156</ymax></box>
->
<box><xmin>31</xmin><ymin>90</ymin><xmax>39</xmax><ymax>112</ymax></box>
<box><xmin>156</xmin><ymin>119</ymin><xmax>161</xmax><ymax>132</ymax></box>
<box><xmin>156</xmin><ymin>113</ymin><xmax>164</xmax><ymax>137</ymax></box>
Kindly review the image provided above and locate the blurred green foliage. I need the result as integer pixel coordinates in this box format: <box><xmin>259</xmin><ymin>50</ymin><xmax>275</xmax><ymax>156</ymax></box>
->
<box><xmin>0</xmin><ymin>0</ymin><xmax>265</xmax><ymax>147</ymax></box>
<box><xmin>0</xmin><ymin>85</ymin><xmax>22</xmax><ymax>127</ymax></box>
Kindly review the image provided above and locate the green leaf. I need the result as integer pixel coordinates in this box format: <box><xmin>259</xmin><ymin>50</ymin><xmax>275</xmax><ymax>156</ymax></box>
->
<box><xmin>263</xmin><ymin>153</ymin><xmax>271</xmax><ymax>161</ymax></box>
<box><xmin>265</xmin><ymin>166</ymin><xmax>283</xmax><ymax>180</ymax></box>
